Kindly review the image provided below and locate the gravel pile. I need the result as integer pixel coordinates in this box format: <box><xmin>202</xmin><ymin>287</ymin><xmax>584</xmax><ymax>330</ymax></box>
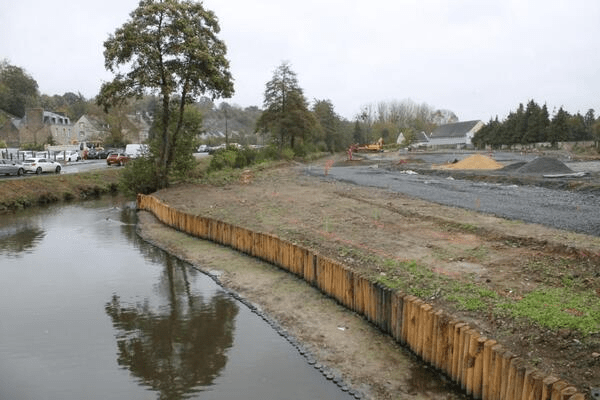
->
<box><xmin>442</xmin><ymin>154</ymin><xmax>503</xmax><ymax>170</ymax></box>
<box><xmin>500</xmin><ymin>161</ymin><xmax>527</xmax><ymax>172</ymax></box>
<box><xmin>514</xmin><ymin>157</ymin><xmax>573</xmax><ymax>175</ymax></box>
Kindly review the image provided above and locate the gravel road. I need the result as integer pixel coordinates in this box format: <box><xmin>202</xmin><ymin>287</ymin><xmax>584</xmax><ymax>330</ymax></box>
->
<box><xmin>305</xmin><ymin>163</ymin><xmax>600</xmax><ymax>237</ymax></box>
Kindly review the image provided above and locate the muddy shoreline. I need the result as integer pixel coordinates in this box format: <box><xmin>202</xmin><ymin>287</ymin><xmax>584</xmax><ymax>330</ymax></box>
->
<box><xmin>136</xmin><ymin>211</ymin><xmax>468</xmax><ymax>400</ymax></box>
<box><xmin>137</xmin><ymin>158</ymin><xmax>600</xmax><ymax>398</ymax></box>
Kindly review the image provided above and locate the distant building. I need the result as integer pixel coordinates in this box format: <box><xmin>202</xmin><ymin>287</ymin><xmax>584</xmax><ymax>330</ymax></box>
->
<box><xmin>198</xmin><ymin>131</ymin><xmax>226</xmax><ymax>140</ymax></box>
<box><xmin>73</xmin><ymin>115</ymin><xmax>111</xmax><ymax>144</ymax></box>
<box><xmin>397</xmin><ymin>131</ymin><xmax>429</xmax><ymax>148</ymax></box>
<box><xmin>427</xmin><ymin>120</ymin><xmax>483</xmax><ymax>149</ymax></box>
<box><xmin>73</xmin><ymin>112</ymin><xmax>153</xmax><ymax>145</ymax></box>
<box><xmin>0</xmin><ymin>110</ymin><xmax>20</xmax><ymax>147</ymax></box>
<box><xmin>125</xmin><ymin>112</ymin><xmax>153</xmax><ymax>143</ymax></box>
<box><xmin>0</xmin><ymin>108</ymin><xmax>74</xmax><ymax>147</ymax></box>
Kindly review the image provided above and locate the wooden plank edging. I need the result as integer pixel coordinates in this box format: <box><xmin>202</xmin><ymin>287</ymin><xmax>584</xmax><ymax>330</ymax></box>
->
<box><xmin>136</xmin><ymin>194</ymin><xmax>585</xmax><ymax>400</ymax></box>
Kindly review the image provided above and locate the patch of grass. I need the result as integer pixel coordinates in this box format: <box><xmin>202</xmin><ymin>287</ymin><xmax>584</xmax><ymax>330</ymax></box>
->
<box><xmin>465</xmin><ymin>245</ymin><xmax>489</xmax><ymax>262</ymax></box>
<box><xmin>201</xmin><ymin>167</ymin><xmax>244</xmax><ymax>186</ymax></box>
<box><xmin>375</xmin><ymin>260</ymin><xmax>442</xmax><ymax>298</ymax></box>
<box><xmin>446</xmin><ymin>282</ymin><xmax>500</xmax><ymax>311</ymax></box>
<box><xmin>442</xmin><ymin>221</ymin><xmax>480</xmax><ymax>234</ymax></box>
<box><xmin>501</xmin><ymin>287</ymin><xmax>600</xmax><ymax>335</ymax></box>
<box><xmin>459</xmin><ymin>223</ymin><xmax>478</xmax><ymax>233</ymax></box>
<box><xmin>372</xmin><ymin>209</ymin><xmax>381</xmax><ymax>221</ymax></box>
<box><xmin>338</xmin><ymin>246</ymin><xmax>361</xmax><ymax>259</ymax></box>
<box><xmin>323</xmin><ymin>216</ymin><xmax>332</xmax><ymax>232</ymax></box>
<box><xmin>431</xmin><ymin>247</ymin><xmax>454</xmax><ymax>261</ymax></box>
<box><xmin>523</xmin><ymin>255</ymin><xmax>595</xmax><ymax>290</ymax></box>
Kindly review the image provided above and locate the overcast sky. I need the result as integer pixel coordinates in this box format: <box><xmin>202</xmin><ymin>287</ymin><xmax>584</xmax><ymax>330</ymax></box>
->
<box><xmin>1</xmin><ymin>0</ymin><xmax>599</xmax><ymax>122</ymax></box>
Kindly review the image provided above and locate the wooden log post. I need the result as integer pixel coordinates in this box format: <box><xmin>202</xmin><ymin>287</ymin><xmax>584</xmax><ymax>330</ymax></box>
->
<box><xmin>524</xmin><ymin>371</ymin><xmax>544</xmax><ymax>400</ymax></box>
<box><xmin>457</xmin><ymin>325</ymin><xmax>471</xmax><ymax>390</ymax></box>
<box><xmin>430</xmin><ymin>310</ymin><xmax>442</xmax><ymax>369</ymax></box>
<box><xmin>511</xmin><ymin>359</ymin><xmax>526</xmax><ymax>400</ymax></box>
<box><xmin>556</xmin><ymin>387</ymin><xmax>577</xmax><ymax>400</ymax></box>
<box><xmin>444</xmin><ymin>319</ymin><xmax>459</xmax><ymax>377</ymax></box>
<box><xmin>471</xmin><ymin>336</ymin><xmax>486</xmax><ymax>399</ymax></box>
<box><xmin>482</xmin><ymin>339</ymin><xmax>497</xmax><ymax>400</ymax></box>
<box><xmin>421</xmin><ymin>303</ymin><xmax>434</xmax><ymax>363</ymax></box>
<box><xmin>548</xmin><ymin>380</ymin><xmax>568</xmax><ymax>400</ymax></box>
<box><xmin>433</xmin><ymin>311</ymin><xmax>448</xmax><ymax>371</ymax></box>
<box><xmin>390</xmin><ymin>291</ymin><xmax>404</xmax><ymax>344</ymax></box>
<box><xmin>498</xmin><ymin>351</ymin><xmax>515</xmax><ymax>400</ymax></box>
<box><xmin>463</xmin><ymin>329</ymin><xmax>480</xmax><ymax>394</ymax></box>
<box><xmin>401</xmin><ymin>295</ymin><xmax>417</xmax><ymax>348</ymax></box>
<box><xmin>450</xmin><ymin>322</ymin><xmax>467</xmax><ymax>382</ymax></box>
<box><xmin>414</xmin><ymin>300</ymin><xmax>426</xmax><ymax>358</ymax></box>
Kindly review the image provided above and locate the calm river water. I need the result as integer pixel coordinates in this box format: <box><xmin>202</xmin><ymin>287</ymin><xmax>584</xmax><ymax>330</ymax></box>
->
<box><xmin>0</xmin><ymin>199</ymin><xmax>352</xmax><ymax>400</ymax></box>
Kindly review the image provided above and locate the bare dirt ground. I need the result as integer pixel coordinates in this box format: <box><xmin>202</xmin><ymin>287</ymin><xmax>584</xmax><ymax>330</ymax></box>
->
<box><xmin>138</xmin><ymin>151</ymin><xmax>600</xmax><ymax>399</ymax></box>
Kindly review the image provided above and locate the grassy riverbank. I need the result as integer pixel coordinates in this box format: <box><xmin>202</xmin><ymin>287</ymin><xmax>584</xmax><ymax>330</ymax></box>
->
<box><xmin>0</xmin><ymin>169</ymin><xmax>123</xmax><ymax>213</ymax></box>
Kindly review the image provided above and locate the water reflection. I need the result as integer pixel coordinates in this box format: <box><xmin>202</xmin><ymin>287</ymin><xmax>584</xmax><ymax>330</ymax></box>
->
<box><xmin>0</xmin><ymin>222</ymin><xmax>45</xmax><ymax>257</ymax></box>
<box><xmin>105</xmin><ymin>255</ymin><xmax>238</xmax><ymax>399</ymax></box>
<box><xmin>0</xmin><ymin>201</ymin><xmax>353</xmax><ymax>399</ymax></box>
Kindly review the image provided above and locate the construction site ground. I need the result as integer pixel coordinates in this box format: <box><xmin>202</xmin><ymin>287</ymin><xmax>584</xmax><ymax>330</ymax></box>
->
<box><xmin>138</xmin><ymin>150</ymin><xmax>600</xmax><ymax>399</ymax></box>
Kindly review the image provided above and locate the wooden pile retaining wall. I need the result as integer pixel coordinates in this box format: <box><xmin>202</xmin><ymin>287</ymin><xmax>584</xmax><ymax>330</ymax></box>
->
<box><xmin>137</xmin><ymin>194</ymin><xmax>585</xmax><ymax>400</ymax></box>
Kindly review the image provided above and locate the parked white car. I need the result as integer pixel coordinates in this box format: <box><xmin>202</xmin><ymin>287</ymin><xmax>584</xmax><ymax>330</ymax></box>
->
<box><xmin>22</xmin><ymin>158</ymin><xmax>62</xmax><ymax>174</ymax></box>
<box><xmin>55</xmin><ymin>151</ymin><xmax>80</xmax><ymax>162</ymax></box>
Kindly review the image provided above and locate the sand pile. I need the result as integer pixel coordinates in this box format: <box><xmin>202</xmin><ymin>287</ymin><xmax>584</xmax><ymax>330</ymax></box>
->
<box><xmin>443</xmin><ymin>154</ymin><xmax>503</xmax><ymax>170</ymax></box>
<box><xmin>515</xmin><ymin>157</ymin><xmax>573</xmax><ymax>175</ymax></box>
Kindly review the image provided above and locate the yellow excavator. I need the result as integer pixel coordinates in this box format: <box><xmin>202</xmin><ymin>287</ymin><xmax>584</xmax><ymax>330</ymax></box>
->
<box><xmin>347</xmin><ymin>138</ymin><xmax>384</xmax><ymax>160</ymax></box>
<box><xmin>354</xmin><ymin>138</ymin><xmax>384</xmax><ymax>153</ymax></box>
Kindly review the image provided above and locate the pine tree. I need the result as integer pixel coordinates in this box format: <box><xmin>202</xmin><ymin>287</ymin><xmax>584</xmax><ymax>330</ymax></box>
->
<box><xmin>256</xmin><ymin>62</ymin><xmax>316</xmax><ymax>150</ymax></box>
<box><xmin>548</xmin><ymin>107</ymin><xmax>569</xmax><ymax>146</ymax></box>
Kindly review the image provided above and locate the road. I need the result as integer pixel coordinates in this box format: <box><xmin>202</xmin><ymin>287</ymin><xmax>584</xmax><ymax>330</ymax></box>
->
<box><xmin>0</xmin><ymin>159</ymin><xmax>114</xmax><ymax>179</ymax></box>
<box><xmin>306</xmin><ymin>163</ymin><xmax>600</xmax><ymax>237</ymax></box>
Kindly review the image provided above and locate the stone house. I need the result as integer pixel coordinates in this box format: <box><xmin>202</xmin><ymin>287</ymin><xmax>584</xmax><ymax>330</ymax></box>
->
<box><xmin>73</xmin><ymin>115</ymin><xmax>111</xmax><ymax>143</ymax></box>
<box><xmin>72</xmin><ymin>112</ymin><xmax>153</xmax><ymax>145</ymax></box>
<box><xmin>0</xmin><ymin>108</ymin><xmax>73</xmax><ymax>147</ymax></box>
<box><xmin>125</xmin><ymin>112</ymin><xmax>152</xmax><ymax>143</ymax></box>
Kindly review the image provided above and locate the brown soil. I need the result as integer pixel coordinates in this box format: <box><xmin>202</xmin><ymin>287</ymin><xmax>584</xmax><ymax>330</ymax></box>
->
<box><xmin>138</xmin><ymin>156</ymin><xmax>600</xmax><ymax>400</ymax></box>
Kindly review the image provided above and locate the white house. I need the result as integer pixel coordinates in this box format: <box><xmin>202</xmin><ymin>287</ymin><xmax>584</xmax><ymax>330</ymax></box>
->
<box><xmin>397</xmin><ymin>131</ymin><xmax>429</xmax><ymax>148</ymax></box>
<box><xmin>427</xmin><ymin>120</ymin><xmax>483</xmax><ymax>149</ymax></box>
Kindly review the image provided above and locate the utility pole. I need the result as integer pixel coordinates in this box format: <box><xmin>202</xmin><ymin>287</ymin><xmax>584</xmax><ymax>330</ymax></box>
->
<box><xmin>224</xmin><ymin>107</ymin><xmax>229</xmax><ymax>146</ymax></box>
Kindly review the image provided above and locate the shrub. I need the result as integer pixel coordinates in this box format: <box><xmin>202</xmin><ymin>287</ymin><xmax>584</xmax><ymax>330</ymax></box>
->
<box><xmin>281</xmin><ymin>147</ymin><xmax>294</xmax><ymax>161</ymax></box>
<box><xmin>208</xmin><ymin>149</ymin><xmax>238</xmax><ymax>171</ymax></box>
<box><xmin>119</xmin><ymin>157</ymin><xmax>159</xmax><ymax>195</ymax></box>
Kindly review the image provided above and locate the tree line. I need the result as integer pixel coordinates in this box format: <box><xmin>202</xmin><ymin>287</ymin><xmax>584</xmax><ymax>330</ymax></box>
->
<box><xmin>473</xmin><ymin>100</ymin><xmax>600</xmax><ymax>149</ymax></box>
<box><xmin>7</xmin><ymin>0</ymin><xmax>599</xmax><ymax>194</ymax></box>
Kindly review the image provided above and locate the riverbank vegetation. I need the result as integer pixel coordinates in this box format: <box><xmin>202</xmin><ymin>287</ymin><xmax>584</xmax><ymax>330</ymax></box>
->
<box><xmin>0</xmin><ymin>169</ymin><xmax>122</xmax><ymax>213</ymax></box>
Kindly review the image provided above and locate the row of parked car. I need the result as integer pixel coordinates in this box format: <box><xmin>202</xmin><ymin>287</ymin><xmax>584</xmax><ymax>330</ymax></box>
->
<box><xmin>0</xmin><ymin>147</ymin><xmax>133</xmax><ymax>176</ymax></box>
<box><xmin>1</xmin><ymin>144</ymin><xmax>153</xmax><ymax>176</ymax></box>
<box><xmin>0</xmin><ymin>158</ymin><xmax>62</xmax><ymax>176</ymax></box>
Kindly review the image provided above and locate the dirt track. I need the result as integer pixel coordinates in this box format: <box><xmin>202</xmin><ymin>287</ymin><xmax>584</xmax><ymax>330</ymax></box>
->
<box><xmin>139</xmin><ymin>152</ymin><xmax>600</xmax><ymax>399</ymax></box>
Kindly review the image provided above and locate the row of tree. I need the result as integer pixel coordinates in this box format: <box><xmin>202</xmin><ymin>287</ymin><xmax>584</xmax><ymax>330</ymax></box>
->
<box><xmin>6</xmin><ymin>0</ymin><xmax>599</xmax><ymax>194</ymax></box>
<box><xmin>253</xmin><ymin>61</ymin><xmax>461</xmax><ymax>154</ymax></box>
<box><xmin>473</xmin><ymin>100</ymin><xmax>600</xmax><ymax>149</ymax></box>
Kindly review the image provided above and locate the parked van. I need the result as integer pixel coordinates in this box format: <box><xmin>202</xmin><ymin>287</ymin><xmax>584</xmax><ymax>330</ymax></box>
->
<box><xmin>125</xmin><ymin>144</ymin><xmax>149</xmax><ymax>159</ymax></box>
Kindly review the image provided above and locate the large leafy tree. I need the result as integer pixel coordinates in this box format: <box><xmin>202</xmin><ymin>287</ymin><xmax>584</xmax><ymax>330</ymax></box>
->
<box><xmin>40</xmin><ymin>92</ymin><xmax>89</xmax><ymax>121</ymax></box>
<box><xmin>97</xmin><ymin>0</ymin><xmax>234</xmax><ymax>190</ymax></box>
<box><xmin>0</xmin><ymin>60</ymin><xmax>39</xmax><ymax>118</ymax></box>
<box><xmin>256</xmin><ymin>62</ymin><xmax>316</xmax><ymax>150</ymax></box>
